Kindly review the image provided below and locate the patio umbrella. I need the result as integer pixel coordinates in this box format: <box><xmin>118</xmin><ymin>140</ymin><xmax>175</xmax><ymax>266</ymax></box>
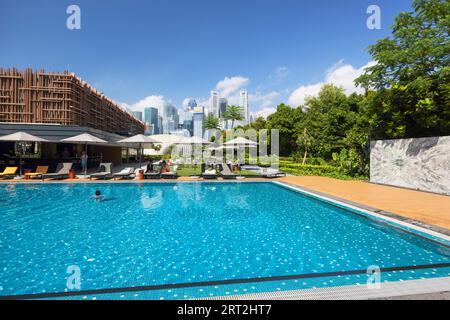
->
<box><xmin>177</xmin><ymin>136</ymin><xmax>212</xmax><ymax>145</ymax></box>
<box><xmin>223</xmin><ymin>137</ymin><xmax>258</xmax><ymax>147</ymax></box>
<box><xmin>117</xmin><ymin>134</ymin><xmax>161</xmax><ymax>168</ymax></box>
<box><xmin>223</xmin><ymin>137</ymin><xmax>258</xmax><ymax>176</ymax></box>
<box><xmin>0</xmin><ymin>131</ymin><xmax>48</xmax><ymax>176</ymax></box>
<box><xmin>61</xmin><ymin>133</ymin><xmax>108</xmax><ymax>176</ymax></box>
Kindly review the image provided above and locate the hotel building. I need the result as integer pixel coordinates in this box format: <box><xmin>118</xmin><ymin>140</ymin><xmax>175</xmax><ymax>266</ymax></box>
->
<box><xmin>0</xmin><ymin>68</ymin><xmax>145</xmax><ymax>169</ymax></box>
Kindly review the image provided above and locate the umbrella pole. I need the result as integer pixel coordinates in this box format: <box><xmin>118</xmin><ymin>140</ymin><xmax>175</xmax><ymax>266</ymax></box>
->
<box><xmin>84</xmin><ymin>142</ymin><xmax>88</xmax><ymax>178</ymax></box>
<box><xmin>20</xmin><ymin>141</ymin><xmax>23</xmax><ymax>177</ymax></box>
<box><xmin>139</xmin><ymin>143</ymin><xmax>142</xmax><ymax>168</ymax></box>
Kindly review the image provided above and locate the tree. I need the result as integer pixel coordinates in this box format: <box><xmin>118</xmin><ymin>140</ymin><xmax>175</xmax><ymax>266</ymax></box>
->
<box><xmin>223</xmin><ymin>105</ymin><xmax>244</xmax><ymax>129</ymax></box>
<box><xmin>296</xmin><ymin>128</ymin><xmax>313</xmax><ymax>165</ymax></box>
<box><xmin>356</xmin><ymin>0</ymin><xmax>450</xmax><ymax>139</ymax></box>
<box><xmin>266</xmin><ymin>103</ymin><xmax>303</xmax><ymax>156</ymax></box>
<box><xmin>203</xmin><ymin>115</ymin><xmax>220</xmax><ymax>130</ymax></box>
<box><xmin>251</xmin><ymin>117</ymin><xmax>267</xmax><ymax>131</ymax></box>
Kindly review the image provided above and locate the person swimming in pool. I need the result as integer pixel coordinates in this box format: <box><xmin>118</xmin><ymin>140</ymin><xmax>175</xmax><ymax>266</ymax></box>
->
<box><xmin>94</xmin><ymin>190</ymin><xmax>103</xmax><ymax>202</ymax></box>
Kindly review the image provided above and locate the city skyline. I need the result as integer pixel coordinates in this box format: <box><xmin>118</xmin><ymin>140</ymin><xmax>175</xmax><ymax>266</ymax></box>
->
<box><xmin>0</xmin><ymin>0</ymin><xmax>413</xmax><ymax>119</ymax></box>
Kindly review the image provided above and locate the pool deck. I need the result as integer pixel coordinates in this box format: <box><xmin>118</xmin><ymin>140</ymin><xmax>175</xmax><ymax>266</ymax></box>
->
<box><xmin>276</xmin><ymin>176</ymin><xmax>450</xmax><ymax>232</ymax></box>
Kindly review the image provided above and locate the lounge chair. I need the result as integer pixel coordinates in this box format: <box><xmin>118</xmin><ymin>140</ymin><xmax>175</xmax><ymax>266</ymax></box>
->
<box><xmin>260</xmin><ymin>167</ymin><xmax>286</xmax><ymax>178</ymax></box>
<box><xmin>41</xmin><ymin>163</ymin><xmax>73</xmax><ymax>180</ymax></box>
<box><xmin>202</xmin><ymin>168</ymin><xmax>217</xmax><ymax>180</ymax></box>
<box><xmin>113</xmin><ymin>167</ymin><xmax>135</xmax><ymax>180</ymax></box>
<box><xmin>0</xmin><ymin>167</ymin><xmax>18</xmax><ymax>179</ymax></box>
<box><xmin>220</xmin><ymin>163</ymin><xmax>237</xmax><ymax>180</ymax></box>
<box><xmin>144</xmin><ymin>164</ymin><xmax>162</xmax><ymax>179</ymax></box>
<box><xmin>161</xmin><ymin>165</ymin><xmax>178</xmax><ymax>179</ymax></box>
<box><xmin>89</xmin><ymin>163</ymin><xmax>113</xmax><ymax>180</ymax></box>
<box><xmin>24</xmin><ymin>166</ymin><xmax>49</xmax><ymax>179</ymax></box>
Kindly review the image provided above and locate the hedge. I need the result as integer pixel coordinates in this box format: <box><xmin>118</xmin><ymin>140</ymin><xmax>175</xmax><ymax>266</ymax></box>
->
<box><xmin>279</xmin><ymin>161</ymin><xmax>363</xmax><ymax>180</ymax></box>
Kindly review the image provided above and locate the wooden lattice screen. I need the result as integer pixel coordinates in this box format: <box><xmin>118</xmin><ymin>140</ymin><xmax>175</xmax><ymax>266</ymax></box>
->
<box><xmin>0</xmin><ymin>68</ymin><xmax>144</xmax><ymax>135</ymax></box>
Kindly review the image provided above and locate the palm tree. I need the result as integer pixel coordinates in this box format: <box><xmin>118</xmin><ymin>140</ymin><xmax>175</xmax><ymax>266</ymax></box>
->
<box><xmin>203</xmin><ymin>115</ymin><xmax>221</xmax><ymax>130</ymax></box>
<box><xmin>297</xmin><ymin>128</ymin><xmax>313</xmax><ymax>165</ymax></box>
<box><xmin>223</xmin><ymin>105</ymin><xmax>244</xmax><ymax>129</ymax></box>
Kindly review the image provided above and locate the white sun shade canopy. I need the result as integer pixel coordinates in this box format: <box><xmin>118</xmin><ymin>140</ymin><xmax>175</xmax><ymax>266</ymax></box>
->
<box><xmin>177</xmin><ymin>136</ymin><xmax>212</xmax><ymax>145</ymax></box>
<box><xmin>223</xmin><ymin>137</ymin><xmax>258</xmax><ymax>146</ymax></box>
<box><xmin>61</xmin><ymin>133</ymin><xmax>107</xmax><ymax>144</ymax></box>
<box><xmin>0</xmin><ymin>131</ymin><xmax>48</xmax><ymax>142</ymax></box>
<box><xmin>117</xmin><ymin>134</ymin><xmax>161</xmax><ymax>144</ymax></box>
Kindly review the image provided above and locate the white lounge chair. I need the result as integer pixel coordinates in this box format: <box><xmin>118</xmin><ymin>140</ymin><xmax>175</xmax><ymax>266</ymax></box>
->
<box><xmin>113</xmin><ymin>167</ymin><xmax>135</xmax><ymax>180</ymax></box>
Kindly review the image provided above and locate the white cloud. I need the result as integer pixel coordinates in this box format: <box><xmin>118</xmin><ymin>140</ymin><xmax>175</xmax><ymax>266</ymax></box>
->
<box><xmin>249</xmin><ymin>91</ymin><xmax>280</xmax><ymax>109</ymax></box>
<box><xmin>252</xmin><ymin>107</ymin><xmax>277</xmax><ymax>119</ymax></box>
<box><xmin>121</xmin><ymin>95</ymin><xmax>166</xmax><ymax>115</ymax></box>
<box><xmin>271</xmin><ymin>66</ymin><xmax>289</xmax><ymax>84</ymax></box>
<box><xmin>288</xmin><ymin>61</ymin><xmax>376</xmax><ymax>107</ymax></box>
<box><xmin>215</xmin><ymin>76</ymin><xmax>249</xmax><ymax>97</ymax></box>
<box><xmin>287</xmin><ymin>83</ymin><xmax>323</xmax><ymax>108</ymax></box>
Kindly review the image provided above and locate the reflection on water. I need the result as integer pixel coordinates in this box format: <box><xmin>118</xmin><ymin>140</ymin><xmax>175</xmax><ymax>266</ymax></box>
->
<box><xmin>140</xmin><ymin>188</ymin><xmax>163</xmax><ymax>211</ymax></box>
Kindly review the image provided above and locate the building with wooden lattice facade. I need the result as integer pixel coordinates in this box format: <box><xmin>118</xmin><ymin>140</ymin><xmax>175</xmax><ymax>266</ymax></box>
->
<box><xmin>0</xmin><ymin>68</ymin><xmax>144</xmax><ymax>135</ymax></box>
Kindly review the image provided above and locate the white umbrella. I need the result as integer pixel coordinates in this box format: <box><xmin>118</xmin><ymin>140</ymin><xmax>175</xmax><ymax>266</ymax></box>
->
<box><xmin>117</xmin><ymin>134</ymin><xmax>161</xmax><ymax>168</ymax></box>
<box><xmin>223</xmin><ymin>137</ymin><xmax>258</xmax><ymax>147</ymax></box>
<box><xmin>61</xmin><ymin>133</ymin><xmax>108</xmax><ymax>175</ymax></box>
<box><xmin>223</xmin><ymin>137</ymin><xmax>258</xmax><ymax>176</ymax></box>
<box><xmin>0</xmin><ymin>132</ymin><xmax>48</xmax><ymax>176</ymax></box>
<box><xmin>177</xmin><ymin>136</ymin><xmax>212</xmax><ymax>145</ymax></box>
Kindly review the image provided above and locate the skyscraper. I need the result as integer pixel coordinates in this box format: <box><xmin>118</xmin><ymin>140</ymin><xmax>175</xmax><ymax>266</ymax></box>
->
<box><xmin>239</xmin><ymin>90</ymin><xmax>249</xmax><ymax>123</ymax></box>
<box><xmin>144</xmin><ymin>107</ymin><xmax>159</xmax><ymax>135</ymax></box>
<box><xmin>210</xmin><ymin>91</ymin><xmax>219</xmax><ymax>117</ymax></box>
<box><xmin>219</xmin><ymin>98</ymin><xmax>228</xmax><ymax>118</ymax></box>
<box><xmin>131</xmin><ymin>111</ymin><xmax>143</xmax><ymax>122</ymax></box>
<box><xmin>187</xmin><ymin>99</ymin><xmax>197</xmax><ymax>110</ymax></box>
<box><xmin>162</xmin><ymin>103</ymin><xmax>179</xmax><ymax>134</ymax></box>
<box><xmin>180</xmin><ymin>107</ymin><xmax>194</xmax><ymax>136</ymax></box>
<box><xmin>193</xmin><ymin>106</ymin><xmax>204</xmax><ymax>138</ymax></box>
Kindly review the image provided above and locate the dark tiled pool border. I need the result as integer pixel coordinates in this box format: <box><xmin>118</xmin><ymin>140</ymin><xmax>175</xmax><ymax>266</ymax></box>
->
<box><xmin>1</xmin><ymin>262</ymin><xmax>450</xmax><ymax>300</ymax></box>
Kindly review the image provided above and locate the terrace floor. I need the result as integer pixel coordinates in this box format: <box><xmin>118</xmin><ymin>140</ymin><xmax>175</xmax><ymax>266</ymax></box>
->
<box><xmin>277</xmin><ymin>176</ymin><xmax>450</xmax><ymax>231</ymax></box>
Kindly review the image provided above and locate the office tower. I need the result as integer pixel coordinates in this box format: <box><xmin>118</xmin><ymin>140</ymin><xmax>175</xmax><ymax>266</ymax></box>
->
<box><xmin>210</xmin><ymin>91</ymin><xmax>219</xmax><ymax>117</ymax></box>
<box><xmin>180</xmin><ymin>108</ymin><xmax>194</xmax><ymax>136</ymax></box>
<box><xmin>239</xmin><ymin>90</ymin><xmax>249</xmax><ymax>123</ymax></box>
<box><xmin>131</xmin><ymin>111</ymin><xmax>143</xmax><ymax>122</ymax></box>
<box><xmin>144</xmin><ymin>107</ymin><xmax>159</xmax><ymax>135</ymax></box>
<box><xmin>162</xmin><ymin>103</ymin><xmax>179</xmax><ymax>134</ymax></box>
<box><xmin>193</xmin><ymin>106</ymin><xmax>204</xmax><ymax>138</ymax></box>
<box><xmin>219</xmin><ymin>98</ymin><xmax>228</xmax><ymax>118</ymax></box>
<box><xmin>186</xmin><ymin>99</ymin><xmax>197</xmax><ymax>111</ymax></box>
<box><xmin>158</xmin><ymin>116</ymin><xmax>163</xmax><ymax>134</ymax></box>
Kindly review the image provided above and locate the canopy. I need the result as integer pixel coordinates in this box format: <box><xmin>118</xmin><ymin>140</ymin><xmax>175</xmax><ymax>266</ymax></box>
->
<box><xmin>61</xmin><ymin>133</ymin><xmax>108</xmax><ymax>176</ymax></box>
<box><xmin>177</xmin><ymin>136</ymin><xmax>212</xmax><ymax>145</ymax></box>
<box><xmin>117</xmin><ymin>134</ymin><xmax>161</xmax><ymax>144</ymax></box>
<box><xmin>61</xmin><ymin>133</ymin><xmax>107</xmax><ymax>144</ymax></box>
<box><xmin>0</xmin><ymin>131</ymin><xmax>48</xmax><ymax>176</ymax></box>
<box><xmin>117</xmin><ymin>134</ymin><xmax>162</xmax><ymax>168</ymax></box>
<box><xmin>0</xmin><ymin>131</ymin><xmax>48</xmax><ymax>142</ymax></box>
<box><xmin>223</xmin><ymin>137</ymin><xmax>258</xmax><ymax>147</ymax></box>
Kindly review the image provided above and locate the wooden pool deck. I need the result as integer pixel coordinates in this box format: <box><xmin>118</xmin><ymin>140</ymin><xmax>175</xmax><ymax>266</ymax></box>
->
<box><xmin>277</xmin><ymin>176</ymin><xmax>450</xmax><ymax>231</ymax></box>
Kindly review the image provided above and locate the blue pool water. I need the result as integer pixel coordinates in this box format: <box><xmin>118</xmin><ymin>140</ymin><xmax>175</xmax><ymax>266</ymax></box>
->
<box><xmin>0</xmin><ymin>182</ymin><xmax>449</xmax><ymax>300</ymax></box>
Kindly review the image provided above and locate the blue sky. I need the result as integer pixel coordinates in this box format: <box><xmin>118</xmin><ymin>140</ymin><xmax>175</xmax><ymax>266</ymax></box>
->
<box><xmin>0</xmin><ymin>0</ymin><xmax>413</xmax><ymax>117</ymax></box>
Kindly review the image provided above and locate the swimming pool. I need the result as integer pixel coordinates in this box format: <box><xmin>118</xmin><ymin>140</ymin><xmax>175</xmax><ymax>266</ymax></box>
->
<box><xmin>0</xmin><ymin>182</ymin><xmax>449</xmax><ymax>300</ymax></box>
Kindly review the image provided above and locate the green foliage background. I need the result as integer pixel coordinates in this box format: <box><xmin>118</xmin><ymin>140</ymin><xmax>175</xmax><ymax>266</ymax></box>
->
<box><xmin>238</xmin><ymin>0</ymin><xmax>449</xmax><ymax>179</ymax></box>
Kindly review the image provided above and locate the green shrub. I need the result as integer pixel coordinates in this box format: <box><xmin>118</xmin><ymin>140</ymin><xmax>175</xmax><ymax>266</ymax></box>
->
<box><xmin>279</xmin><ymin>161</ymin><xmax>367</xmax><ymax>180</ymax></box>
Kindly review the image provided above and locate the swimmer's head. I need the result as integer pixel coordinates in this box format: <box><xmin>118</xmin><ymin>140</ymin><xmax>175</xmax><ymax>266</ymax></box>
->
<box><xmin>95</xmin><ymin>190</ymin><xmax>101</xmax><ymax>196</ymax></box>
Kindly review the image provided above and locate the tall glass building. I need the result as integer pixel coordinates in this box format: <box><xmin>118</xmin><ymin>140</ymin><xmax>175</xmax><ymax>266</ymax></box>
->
<box><xmin>162</xmin><ymin>103</ymin><xmax>179</xmax><ymax>134</ymax></box>
<box><xmin>144</xmin><ymin>107</ymin><xmax>159</xmax><ymax>135</ymax></box>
